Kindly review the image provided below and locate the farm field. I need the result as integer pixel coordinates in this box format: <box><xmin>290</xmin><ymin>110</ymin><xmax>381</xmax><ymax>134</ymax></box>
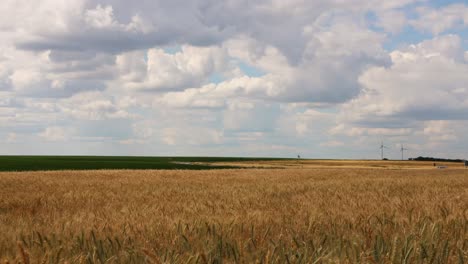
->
<box><xmin>204</xmin><ymin>159</ymin><xmax>466</xmax><ymax>170</ymax></box>
<box><xmin>0</xmin><ymin>156</ymin><xmax>462</xmax><ymax>172</ymax></box>
<box><xmin>0</xmin><ymin>161</ymin><xmax>467</xmax><ymax>263</ymax></box>
<box><xmin>0</xmin><ymin>156</ymin><xmax>288</xmax><ymax>171</ymax></box>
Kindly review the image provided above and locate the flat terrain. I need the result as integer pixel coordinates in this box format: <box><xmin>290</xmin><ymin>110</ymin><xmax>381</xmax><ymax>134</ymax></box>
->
<box><xmin>0</xmin><ymin>160</ymin><xmax>467</xmax><ymax>263</ymax></box>
<box><xmin>0</xmin><ymin>156</ymin><xmax>286</xmax><ymax>171</ymax></box>
<box><xmin>206</xmin><ymin>159</ymin><xmax>466</xmax><ymax>170</ymax></box>
<box><xmin>0</xmin><ymin>155</ymin><xmax>462</xmax><ymax>171</ymax></box>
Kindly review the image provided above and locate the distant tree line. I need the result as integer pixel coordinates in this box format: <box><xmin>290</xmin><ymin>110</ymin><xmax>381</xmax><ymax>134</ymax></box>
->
<box><xmin>409</xmin><ymin>156</ymin><xmax>465</xmax><ymax>163</ymax></box>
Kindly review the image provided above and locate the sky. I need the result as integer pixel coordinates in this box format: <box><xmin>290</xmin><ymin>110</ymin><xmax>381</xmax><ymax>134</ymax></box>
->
<box><xmin>1</xmin><ymin>0</ymin><xmax>468</xmax><ymax>159</ymax></box>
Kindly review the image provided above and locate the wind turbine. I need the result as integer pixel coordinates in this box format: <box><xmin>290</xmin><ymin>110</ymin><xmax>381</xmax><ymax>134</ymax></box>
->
<box><xmin>400</xmin><ymin>143</ymin><xmax>408</xmax><ymax>160</ymax></box>
<box><xmin>380</xmin><ymin>141</ymin><xmax>389</xmax><ymax>160</ymax></box>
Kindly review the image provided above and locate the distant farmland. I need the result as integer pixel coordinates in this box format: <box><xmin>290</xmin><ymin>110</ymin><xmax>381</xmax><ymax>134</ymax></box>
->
<box><xmin>0</xmin><ymin>160</ymin><xmax>467</xmax><ymax>263</ymax></box>
<box><xmin>0</xmin><ymin>156</ymin><xmax>287</xmax><ymax>171</ymax></box>
<box><xmin>0</xmin><ymin>156</ymin><xmax>463</xmax><ymax>172</ymax></box>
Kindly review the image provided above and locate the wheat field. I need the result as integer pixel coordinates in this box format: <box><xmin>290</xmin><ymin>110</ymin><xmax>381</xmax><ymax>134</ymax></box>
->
<box><xmin>0</xmin><ymin>163</ymin><xmax>467</xmax><ymax>263</ymax></box>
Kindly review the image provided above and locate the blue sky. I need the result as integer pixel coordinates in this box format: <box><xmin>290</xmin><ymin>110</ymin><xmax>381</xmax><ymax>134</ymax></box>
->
<box><xmin>1</xmin><ymin>0</ymin><xmax>468</xmax><ymax>159</ymax></box>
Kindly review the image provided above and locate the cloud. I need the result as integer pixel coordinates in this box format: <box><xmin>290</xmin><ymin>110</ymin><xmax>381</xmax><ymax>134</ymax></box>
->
<box><xmin>327</xmin><ymin>34</ymin><xmax>468</xmax><ymax>158</ymax></box>
<box><xmin>8</xmin><ymin>0</ymin><xmax>418</xmax><ymax>57</ymax></box>
<box><xmin>161</xmin><ymin>127</ymin><xmax>223</xmax><ymax>146</ymax></box>
<box><xmin>11</xmin><ymin>1</ymin><xmax>230</xmax><ymax>53</ymax></box>
<box><xmin>154</xmin><ymin>76</ymin><xmax>277</xmax><ymax>109</ymax></box>
<box><xmin>375</xmin><ymin>10</ymin><xmax>408</xmax><ymax>34</ymax></box>
<box><xmin>0</xmin><ymin>0</ymin><xmax>398</xmax><ymax>102</ymax></box>
<box><xmin>410</xmin><ymin>4</ymin><xmax>468</xmax><ymax>35</ymax></box>
<box><xmin>84</xmin><ymin>5</ymin><xmax>117</xmax><ymax>29</ymax></box>
<box><xmin>393</xmin><ymin>38</ymin><xmax>467</xmax><ymax>116</ymax></box>
<box><xmin>422</xmin><ymin>120</ymin><xmax>458</xmax><ymax>141</ymax></box>
<box><xmin>1</xmin><ymin>0</ymin><xmax>468</xmax><ymax>158</ymax></box>
<box><xmin>58</xmin><ymin>91</ymin><xmax>136</xmax><ymax>120</ymax></box>
<box><xmin>117</xmin><ymin>45</ymin><xmax>229</xmax><ymax>91</ymax></box>
<box><xmin>154</xmin><ymin>17</ymin><xmax>390</xmax><ymax>107</ymax></box>
<box><xmin>222</xmin><ymin>15</ymin><xmax>390</xmax><ymax>103</ymax></box>
<box><xmin>39</xmin><ymin>126</ymin><xmax>73</xmax><ymax>141</ymax></box>
<box><xmin>338</xmin><ymin>35</ymin><xmax>468</xmax><ymax>127</ymax></box>
<box><xmin>223</xmin><ymin>100</ymin><xmax>278</xmax><ymax>132</ymax></box>
<box><xmin>320</xmin><ymin>140</ymin><xmax>345</xmax><ymax>147</ymax></box>
<box><xmin>0</xmin><ymin>47</ymin><xmax>109</xmax><ymax>98</ymax></box>
<box><xmin>6</xmin><ymin>133</ymin><xmax>17</xmax><ymax>143</ymax></box>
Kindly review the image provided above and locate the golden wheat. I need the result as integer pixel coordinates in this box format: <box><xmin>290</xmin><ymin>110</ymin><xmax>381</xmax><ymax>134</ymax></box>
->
<box><xmin>0</xmin><ymin>162</ymin><xmax>467</xmax><ymax>263</ymax></box>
